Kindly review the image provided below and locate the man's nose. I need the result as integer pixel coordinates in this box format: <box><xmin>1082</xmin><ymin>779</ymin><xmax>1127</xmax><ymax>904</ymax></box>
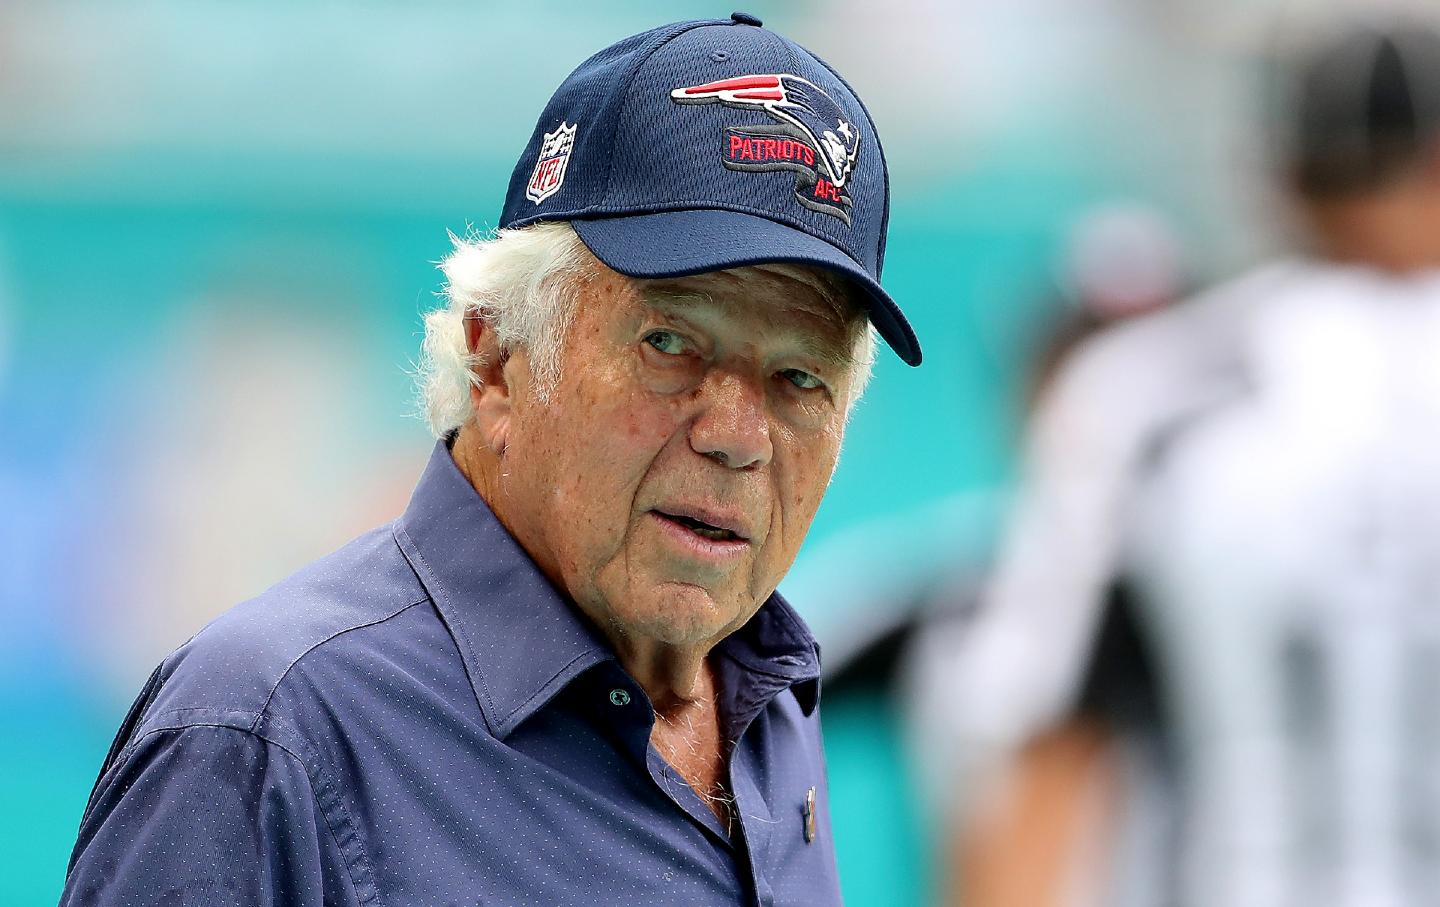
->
<box><xmin>689</xmin><ymin>370</ymin><xmax>773</xmax><ymax>469</ymax></box>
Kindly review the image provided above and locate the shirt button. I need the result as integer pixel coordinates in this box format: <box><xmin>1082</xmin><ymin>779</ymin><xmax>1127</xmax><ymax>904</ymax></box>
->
<box><xmin>609</xmin><ymin>688</ymin><xmax>631</xmax><ymax>706</ymax></box>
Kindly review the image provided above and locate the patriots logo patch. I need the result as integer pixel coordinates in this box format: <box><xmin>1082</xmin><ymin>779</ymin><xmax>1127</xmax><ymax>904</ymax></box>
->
<box><xmin>671</xmin><ymin>75</ymin><xmax>861</xmax><ymax>223</ymax></box>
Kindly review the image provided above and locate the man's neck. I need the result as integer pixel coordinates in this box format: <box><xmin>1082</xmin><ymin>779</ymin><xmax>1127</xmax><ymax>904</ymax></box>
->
<box><xmin>451</xmin><ymin>424</ymin><xmax>505</xmax><ymax>520</ymax></box>
<box><xmin>1305</xmin><ymin>184</ymin><xmax>1440</xmax><ymax>274</ymax></box>
<box><xmin>611</xmin><ymin>634</ymin><xmax>717</xmax><ymax>711</ymax></box>
<box><xmin>646</xmin><ymin>656</ymin><xmax>733</xmax><ymax>830</ymax></box>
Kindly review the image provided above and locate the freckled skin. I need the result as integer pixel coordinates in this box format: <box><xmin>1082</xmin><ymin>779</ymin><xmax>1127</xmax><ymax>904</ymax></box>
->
<box><xmin>456</xmin><ymin>259</ymin><xmax>859</xmax><ymax>701</ymax></box>
<box><xmin>516</xmin><ymin>267</ymin><xmax>848</xmax><ymax>652</ymax></box>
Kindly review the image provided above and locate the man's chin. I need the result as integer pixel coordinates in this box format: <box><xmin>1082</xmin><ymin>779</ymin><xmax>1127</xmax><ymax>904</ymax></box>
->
<box><xmin>610</xmin><ymin>580</ymin><xmax>753</xmax><ymax>648</ymax></box>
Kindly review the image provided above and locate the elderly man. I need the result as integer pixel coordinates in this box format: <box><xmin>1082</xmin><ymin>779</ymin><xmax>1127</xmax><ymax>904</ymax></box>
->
<box><xmin>60</xmin><ymin>13</ymin><xmax>920</xmax><ymax>906</ymax></box>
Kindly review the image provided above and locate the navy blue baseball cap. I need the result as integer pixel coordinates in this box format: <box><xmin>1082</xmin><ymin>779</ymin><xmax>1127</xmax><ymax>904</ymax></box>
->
<box><xmin>500</xmin><ymin>12</ymin><xmax>922</xmax><ymax>366</ymax></box>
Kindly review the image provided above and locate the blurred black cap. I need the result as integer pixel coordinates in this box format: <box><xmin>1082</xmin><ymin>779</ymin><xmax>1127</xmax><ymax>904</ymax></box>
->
<box><xmin>1291</xmin><ymin>19</ymin><xmax>1440</xmax><ymax>197</ymax></box>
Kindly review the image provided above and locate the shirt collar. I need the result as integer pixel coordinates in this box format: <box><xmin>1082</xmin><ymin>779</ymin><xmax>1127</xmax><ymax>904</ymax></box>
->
<box><xmin>714</xmin><ymin>590</ymin><xmax>821</xmax><ymax>716</ymax></box>
<box><xmin>395</xmin><ymin>441</ymin><xmax>820</xmax><ymax>738</ymax></box>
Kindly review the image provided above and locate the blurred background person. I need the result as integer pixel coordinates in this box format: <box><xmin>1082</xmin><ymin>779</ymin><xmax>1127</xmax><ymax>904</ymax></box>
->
<box><xmin>908</xmin><ymin>13</ymin><xmax>1440</xmax><ymax>907</ymax></box>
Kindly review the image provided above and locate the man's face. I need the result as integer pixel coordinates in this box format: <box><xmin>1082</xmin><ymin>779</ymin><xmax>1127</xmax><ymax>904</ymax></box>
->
<box><xmin>492</xmin><ymin>260</ymin><xmax>862</xmax><ymax>650</ymax></box>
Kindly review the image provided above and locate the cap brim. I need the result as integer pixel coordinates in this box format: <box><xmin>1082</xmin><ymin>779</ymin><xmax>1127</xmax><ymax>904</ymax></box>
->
<box><xmin>571</xmin><ymin>210</ymin><xmax>922</xmax><ymax>366</ymax></box>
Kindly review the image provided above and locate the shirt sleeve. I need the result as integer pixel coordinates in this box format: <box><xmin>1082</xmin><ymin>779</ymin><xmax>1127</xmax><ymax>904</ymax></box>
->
<box><xmin>60</xmin><ymin>723</ymin><xmax>356</xmax><ymax>907</ymax></box>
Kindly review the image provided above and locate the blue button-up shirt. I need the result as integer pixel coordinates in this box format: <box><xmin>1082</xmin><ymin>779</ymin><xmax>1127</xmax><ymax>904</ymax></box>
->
<box><xmin>61</xmin><ymin>441</ymin><xmax>842</xmax><ymax>906</ymax></box>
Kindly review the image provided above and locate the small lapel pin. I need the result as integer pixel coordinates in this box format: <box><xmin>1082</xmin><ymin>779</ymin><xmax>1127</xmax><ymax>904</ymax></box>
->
<box><xmin>803</xmin><ymin>786</ymin><xmax>817</xmax><ymax>844</ymax></box>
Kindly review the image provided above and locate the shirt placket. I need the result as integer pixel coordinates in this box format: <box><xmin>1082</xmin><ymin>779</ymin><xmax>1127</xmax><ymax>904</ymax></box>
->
<box><xmin>722</xmin><ymin>669</ymin><xmax>800</xmax><ymax>907</ymax></box>
<box><xmin>592</xmin><ymin>665</ymin><xmax>740</xmax><ymax>848</ymax></box>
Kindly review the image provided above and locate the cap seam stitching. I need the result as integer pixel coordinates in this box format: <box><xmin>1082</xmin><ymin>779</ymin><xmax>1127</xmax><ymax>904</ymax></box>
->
<box><xmin>602</xmin><ymin>19</ymin><xmax>730</xmax><ymax>209</ymax></box>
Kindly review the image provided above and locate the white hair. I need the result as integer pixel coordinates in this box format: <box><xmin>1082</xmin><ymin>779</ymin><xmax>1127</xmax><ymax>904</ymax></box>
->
<box><xmin>416</xmin><ymin>222</ymin><xmax>877</xmax><ymax>438</ymax></box>
<box><xmin>417</xmin><ymin>222</ymin><xmax>591</xmax><ymax>437</ymax></box>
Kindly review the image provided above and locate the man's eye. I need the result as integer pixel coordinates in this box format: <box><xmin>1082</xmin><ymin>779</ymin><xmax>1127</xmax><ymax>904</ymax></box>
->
<box><xmin>644</xmin><ymin>330</ymin><xmax>687</xmax><ymax>355</ymax></box>
<box><xmin>781</xmin><ymin>368</ymin><xmax>824</xmax><ymax>390</ymax></box>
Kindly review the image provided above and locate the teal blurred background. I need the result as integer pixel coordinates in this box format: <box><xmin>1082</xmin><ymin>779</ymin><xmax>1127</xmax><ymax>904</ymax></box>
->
<box><xmin>0</xmin><ymin>1</ymin><xmax>1291</xmax><ymax>902</ymax></box>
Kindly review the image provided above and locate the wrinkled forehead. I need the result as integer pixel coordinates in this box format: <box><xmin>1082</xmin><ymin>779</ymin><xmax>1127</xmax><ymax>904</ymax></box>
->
<box><xmin>637</xmin><ymin>263</ymin><xmax>866</xmax><ymax>353</ymax></box>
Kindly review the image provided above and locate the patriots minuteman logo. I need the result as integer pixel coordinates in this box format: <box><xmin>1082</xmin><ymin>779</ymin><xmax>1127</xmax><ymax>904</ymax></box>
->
<box><xmin>526</xmin><ymin>122</ymin><xmax>577</xmax><ymax>204</ymax></box>
<box><xmin>671</xmin><ymin>74</ymin><xmax>861</xmax><ymax>222</ymax></box>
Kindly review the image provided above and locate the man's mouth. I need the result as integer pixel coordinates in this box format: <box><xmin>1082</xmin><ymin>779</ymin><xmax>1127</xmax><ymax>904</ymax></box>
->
<box><xmin>652</xmin><ymin>510</ymin><xmax>748</xmax><ymax>543</ymax></box>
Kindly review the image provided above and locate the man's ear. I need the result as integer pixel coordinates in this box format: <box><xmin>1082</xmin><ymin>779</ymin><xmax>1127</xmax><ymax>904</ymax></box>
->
<box><xmin>465</xmin><ymin>315</ymin><xmax>514</xmax><ymax>455</ymax></box>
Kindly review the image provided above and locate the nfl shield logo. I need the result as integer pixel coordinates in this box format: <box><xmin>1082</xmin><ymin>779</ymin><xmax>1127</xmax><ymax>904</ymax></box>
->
<box><xmin>526</xmin><ymin>121</ymin><xmax>577</xmax><ymax>205</ymax></box>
